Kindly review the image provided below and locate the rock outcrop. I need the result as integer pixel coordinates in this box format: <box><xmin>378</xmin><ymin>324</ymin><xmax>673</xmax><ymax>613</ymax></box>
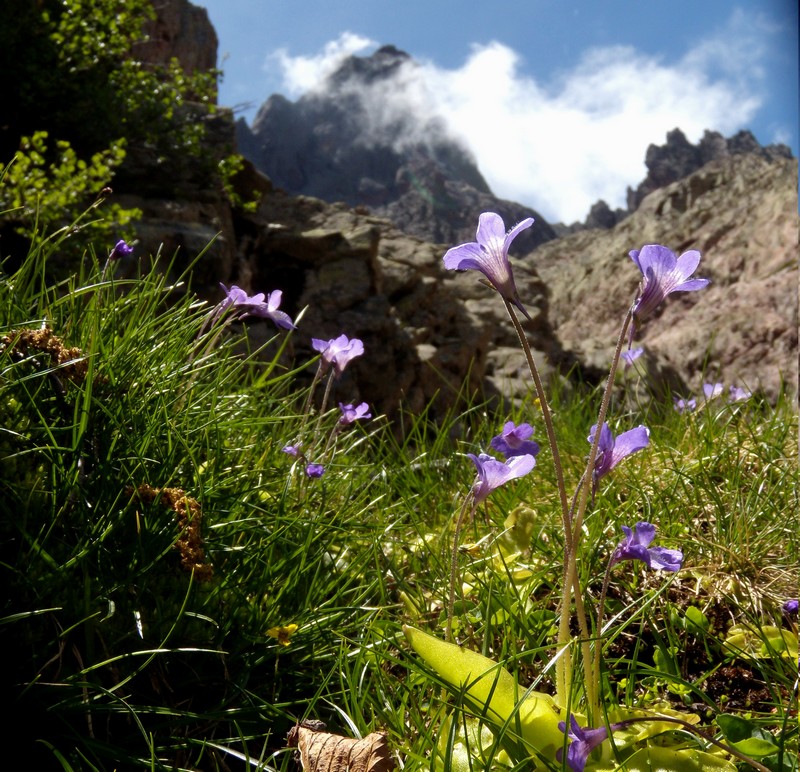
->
<box><xmin>226</xmin><ymin>187</ymin><xmax>573</xmax><ymax>418</ymax></box>
<box><xmin>113</xmin><ymin>2</ymin><xmax>238</xmax><ymax>295</ymax></box>
<box><xmin>626</xmin><ymin>127</ymin><xmax>794</xmax><ymax>214</ymax></box>
<box><xmin>220</xmin><ymin>147</ymin><xmax>797</xmax><ymax>416</ymax></box>
<box><xmin>554</xmin><ymin>128</ymin><xmax>794</xmax><ymax>233</ymax></box>
<box><xmin>532</xmin><ymin>152</ymin><xmax>798</xmax><ymax>402</ymax></box>
<box><xmin>132</xmin><ymin>1</ymin><xmax>218</xmax><ymax>75</ymax></box>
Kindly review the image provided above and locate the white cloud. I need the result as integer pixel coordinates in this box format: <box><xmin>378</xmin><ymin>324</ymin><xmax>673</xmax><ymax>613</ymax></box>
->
<box><xmin>269</xmin><ymin>32</ymin><xmax>377</xmax><ymax>97</ymax></box>
<box><xmin>772</xmin><ymin>127</ymin><xmax>792</xmax><ymax>146</ymax></box>
<box><xmin>270</xmin><ymin>15</ymin><xmax>769</xmax><ymax>223</ymax></box>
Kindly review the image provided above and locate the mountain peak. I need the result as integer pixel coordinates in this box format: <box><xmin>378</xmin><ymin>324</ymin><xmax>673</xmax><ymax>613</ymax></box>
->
<box><xmin>326</xmin><ymin>44</ymin><xmax>413</xmax><ymax>88</ymax></box>
<box><xmin>237</xmin><ymin>45</ymin><xmax>554</xmax><ymax>249</ymax></box>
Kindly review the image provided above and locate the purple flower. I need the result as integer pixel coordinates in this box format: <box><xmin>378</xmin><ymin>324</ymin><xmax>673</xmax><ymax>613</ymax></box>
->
<box><xmin>282</xmin><ymin>444</ymin><xmax>302</xmax><ymax>457</ymax></box>
<box><xmin>673</xmin><ymin>396</ymin><xmax>697</xmax><ymax>414</ymax></box>
<box><xmin>109</xmin><ymin>239</ymin><xmax>133</xmax><ymax>261</ymax></box>
<box><xmin>466</xmin><ymin>452</ymin><xmax>535</xmax><ymax>505</ymax></box>
<box><xmin>557</xmin><ymin>715</ymin><xmax>622</xmax><ymax>772</ymax></box>
<box><xmin>610</xmin><ymin>521</ymin><xmax>683</xmax><ymax>571</ymax></box>
<box><xmin>629</xmin><ymin>244</ymin><xmax>709</xmax><ymax>321</ymax></box>
<box><xmin>338</xmin><ymin>402</ymin><xmax>371</xmax><ymax>425</ymax></box>
<box><xmin>490</xmin><ymin>421</ymin><xmax>540</xmax><ymax>459</ymax></box>
<box><xmin>305</xmin><ymin>463</ymin><xmax>325</xmax><ymax>478</ymax></box>
<box><xmin>311</xmin><ymin>334</ymin><xmax>364</xmax><ymax>376</ymax></box>
<box><xmin>218</xmin><ymin>284</ymin><xmax>296</xmax><ymax>329</ymax></box>
<box><xmin>588</xmin><ymin>423</ymin><xmax>650</xmax><ymax>481</ymax></box>
<box><xmin>703</xmin><ymin>382</ymin><xmax>724</xmax><ymax>400</ymax></box>
<box><xmin>443</xmin><ymin>212</ymin><xmax>534</xmax><ymax>318</ymax></box>
<box><xmin>621</xmin><ymin>347</ymin><xmax>644</xmax><ymax>367</ymax></box>
<box><xmin>783</xmin><ymin>599</ymin><xmax>798</xmax><ymax>615</ymax></box>
<box><xmin>728</xmin><ymin>385</ymin><xmax>752</xmax><ymax>402</ymax></box>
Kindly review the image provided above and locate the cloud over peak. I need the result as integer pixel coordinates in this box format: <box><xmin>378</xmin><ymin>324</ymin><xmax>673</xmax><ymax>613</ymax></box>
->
<box><xmin>269</xmin><ymin>32</ymin><xmax>377</xmax><ymax>96</ymax></box>
<box><xmin>267</xmin><ymin>11</ymin><xmax>770</xmax><ymax>223</ymax></box>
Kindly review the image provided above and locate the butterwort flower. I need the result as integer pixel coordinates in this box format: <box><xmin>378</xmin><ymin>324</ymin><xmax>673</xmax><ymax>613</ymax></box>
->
<box><xmin>588</xmin><ymin>423</ymin><xmax>650</xmax><ymax>481</ymax></box>
<box><xmin>673</xmin><ymin>396</ymin><xmax>697</xmax><ymax>414</ymax></box>
<box><xmin>490</xmin><ymin>421</ymin><xmax>540</xmax><ymax>459</ymax></box>
<box><xmin>218</xmin><ymin>284</ymin><xmax>296</xmax><ymax>329</ymax></box>
<box><xmin>630</xmin><ymin>244</ymin><xmax>709</xmax><ymax>321</ymax></box>
<box><xmin>338</xmin><ymin>402</ymin><xmax>371</xmax><ymax>425</ymax></box>
<box><xmin>728</xmin><ymin>385</ymin><xmax>752</xmax><ymax>402</ymax></box>
<box><xmin>703</xmin><ymin>382</ymin><xmax>724</xmax><ymax>400</ymax></box>
<box><xmin>610</xmin><ymin>521</ymin><xmax>683</xmax><ymax>571</ymax></box>
<box><xmin>109</xmin><ymin>239</ymin><xmax>133</xmax><ymax>261</ymax></box>
<box><xmin>305</xmin><ymin>463</ymin><xmax>325</xmax><ymax>478</ymax></box>
<box><xmin>466</xmin><ymin>452</ymin><xmax>536</xmax><ymax>505</ymax></box>
<box><xmin>311</xmin><ymin>334</ymin><xmax>364</xmax><ymax>376</ymax></box>
<box><xmin>443</xmin><ymin>212</ymin><xmax>534</xmax><ymax>318</ymax></box>
<box><xmin>282</xmin><ymin>444</ymin><xmax>302</xmax><ymax>457</ymax></box>
<box><xmin>783</xmin><ymin>599</ymin><xmax>798</xmax><ymax>615</ymax></box>
<box><xmin>621</xmin><ymin>347</ymin><xmax>644</xmax><ymax>367</ymax></box>
<box><xmin>557</xmin><ymin>715</ymin><xmax>624</xmax><ymax>772</ymax></box>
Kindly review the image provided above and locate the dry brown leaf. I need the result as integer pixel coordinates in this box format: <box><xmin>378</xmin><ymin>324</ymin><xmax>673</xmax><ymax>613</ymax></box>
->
<box><xmin>287</xmin><ymin>722</ymin><xmax>395</xmax><ymax>772</ymax></box>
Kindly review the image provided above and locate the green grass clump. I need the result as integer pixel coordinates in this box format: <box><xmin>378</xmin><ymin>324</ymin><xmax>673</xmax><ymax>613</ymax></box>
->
<box><xmin>1</xmin><ymin>227</ymin><xmax>797</xmax><ymax>771</ymax></box>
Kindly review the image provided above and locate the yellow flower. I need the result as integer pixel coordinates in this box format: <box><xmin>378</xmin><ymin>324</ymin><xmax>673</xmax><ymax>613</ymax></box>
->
<box><xmin>267</xmin><ymin>623</ymin><xmax>298</xmax><ymax>647</ymax></box>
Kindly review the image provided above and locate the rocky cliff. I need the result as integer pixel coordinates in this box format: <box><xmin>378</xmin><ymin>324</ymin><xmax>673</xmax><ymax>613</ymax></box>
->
<box><xmin>132</xmin><ymin>0</ymin><xmax>218</xmax><ymax>74</ymax></box>
<box><xmin>627</xmin><ymin>127</ymin><xmax>793</xmax><ymax>214</ymax></box>
<box><xmin>531</xmin><ymin>152</ymin><xmax>797</xmax><ymax>402</ymax></box>
<box><xmin>115</xmin><ymin>1</ymin><xmax>798</xmax><ymax>419</ymax></box>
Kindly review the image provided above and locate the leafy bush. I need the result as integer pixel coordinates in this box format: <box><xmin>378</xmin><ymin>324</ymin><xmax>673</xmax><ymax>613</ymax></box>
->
<box><xmin>0</xmin><ymin>0</ymin><xmax>219</xmax><ymax>243</ymax></box>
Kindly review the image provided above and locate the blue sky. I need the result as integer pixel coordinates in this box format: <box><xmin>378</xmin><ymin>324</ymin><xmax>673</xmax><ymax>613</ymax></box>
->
<box><xmin>198</xmin><ymin>0</ymin><xmax>798</xmax><ymax>222</ymax></box>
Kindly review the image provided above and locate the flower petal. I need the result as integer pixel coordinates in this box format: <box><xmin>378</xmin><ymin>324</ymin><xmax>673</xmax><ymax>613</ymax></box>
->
<box><xmin>505</xmin><ymin>452</ymin><xmax>536</xmax><ymax>478</ymax></box>
<box><xmin>475</xmin><ymin>212</ymin><xmax>507</xmax><ymax>245</ymax></box>
<box><xmin>647</xmin><ymin>546</ymin><xmax>683</xmax><ymax>571</ymax></box>
<box><xmin>631</xmin><ymin>521</ymin><xmax>656</xmax><ymax>548</ymax></box>
<box><xmin>467</xmin><ymin>451</ymin><xmax>535</xmax><ymax>504</ymax></box>
<box><xmin>609</xmin><ymin>425</ymin><xmax>650</xmax><ymax>467</ymax></box>
<box><xmin>503</xmin><ymin>217</ymin><xmax>535</xmax><ymax>252</ymax></box>
<box><xmin>443</xmin><ymin>242</ymin><xmax>486</xmax><ymax>270</ymax></box>
<box><xmin>672</xmin><ymin>277</ymin><xmax>710</xmax><ymax>293</ymax></box>
<box><xmin>675</xmin><ymin>249</ymin><xmax>702</xmax><ymax>278</ymax></box>
<box><xmin>633</xmin><ymin>244</ymin><xmax>677</xmax><ymax>277</ymax></box>
<box><xmin>630</xmin><ymin>244</ymin><xmax>707</xmax><ymax>320</ymax></box>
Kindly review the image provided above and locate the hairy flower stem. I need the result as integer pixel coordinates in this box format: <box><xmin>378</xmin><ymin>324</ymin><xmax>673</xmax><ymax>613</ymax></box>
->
<box><xmin>322</xmin><ymin>424</ymin><xmax>342</xmax><ymax>456</ymax></box>
<box><xmin>300</xmin><ymin>365</ymin><xmax>324</xmax><ymax>428</ymax></box>
<box><xmin>190</xmin><ymin>310</ymin><xmax>230</xmax><ymax>365</ymax></box>
<box><xmin>504</xmin><ymin>302</ymin><xmax>570</xmax><ymax>538</ymax></box>
<box><xmin>312</xmin><ymin>370</ymin><xmax>336</xmax><ymax>444</ymax></box>
<box><xmin>564</xmin><ymin>469</ymin><xmax>597</xmax><ymax>705</ymax></box>
<box><xmin>561</xmin><ymin>464</ymin><xmax>596</xmax><ymax>701</ymax></box>
<box><xmin>99</xmin><ymin>258</ymin><xmax>113</xmax><ymax>285</ymax></box>
<box><xmin>179</xmin><ymin>314</ymin><xmax>233</xmax><ymax>413</ymax></box>
<box><xmin>574</xmin><ymin>307</ymin><xmax>634</xmax><ymax>541</ymax></box>
<box><xmin>564</xmin><ymin>306</ymin><xmax>633</xmax><ymax>717</ymax></box>
<box><xmin>591</xmin><ymin>560</ymin><xmax>616</xmax><ymax>719</ymax></box>
<box><xmin>504</xmin><ymin>301</ymin><xmax>579</xmax><ymax>703</ymax></box>
<box><xmin>446</xmin><ymin>495</ymin><xmax>477</xmax><ymax>643</ymax></box>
